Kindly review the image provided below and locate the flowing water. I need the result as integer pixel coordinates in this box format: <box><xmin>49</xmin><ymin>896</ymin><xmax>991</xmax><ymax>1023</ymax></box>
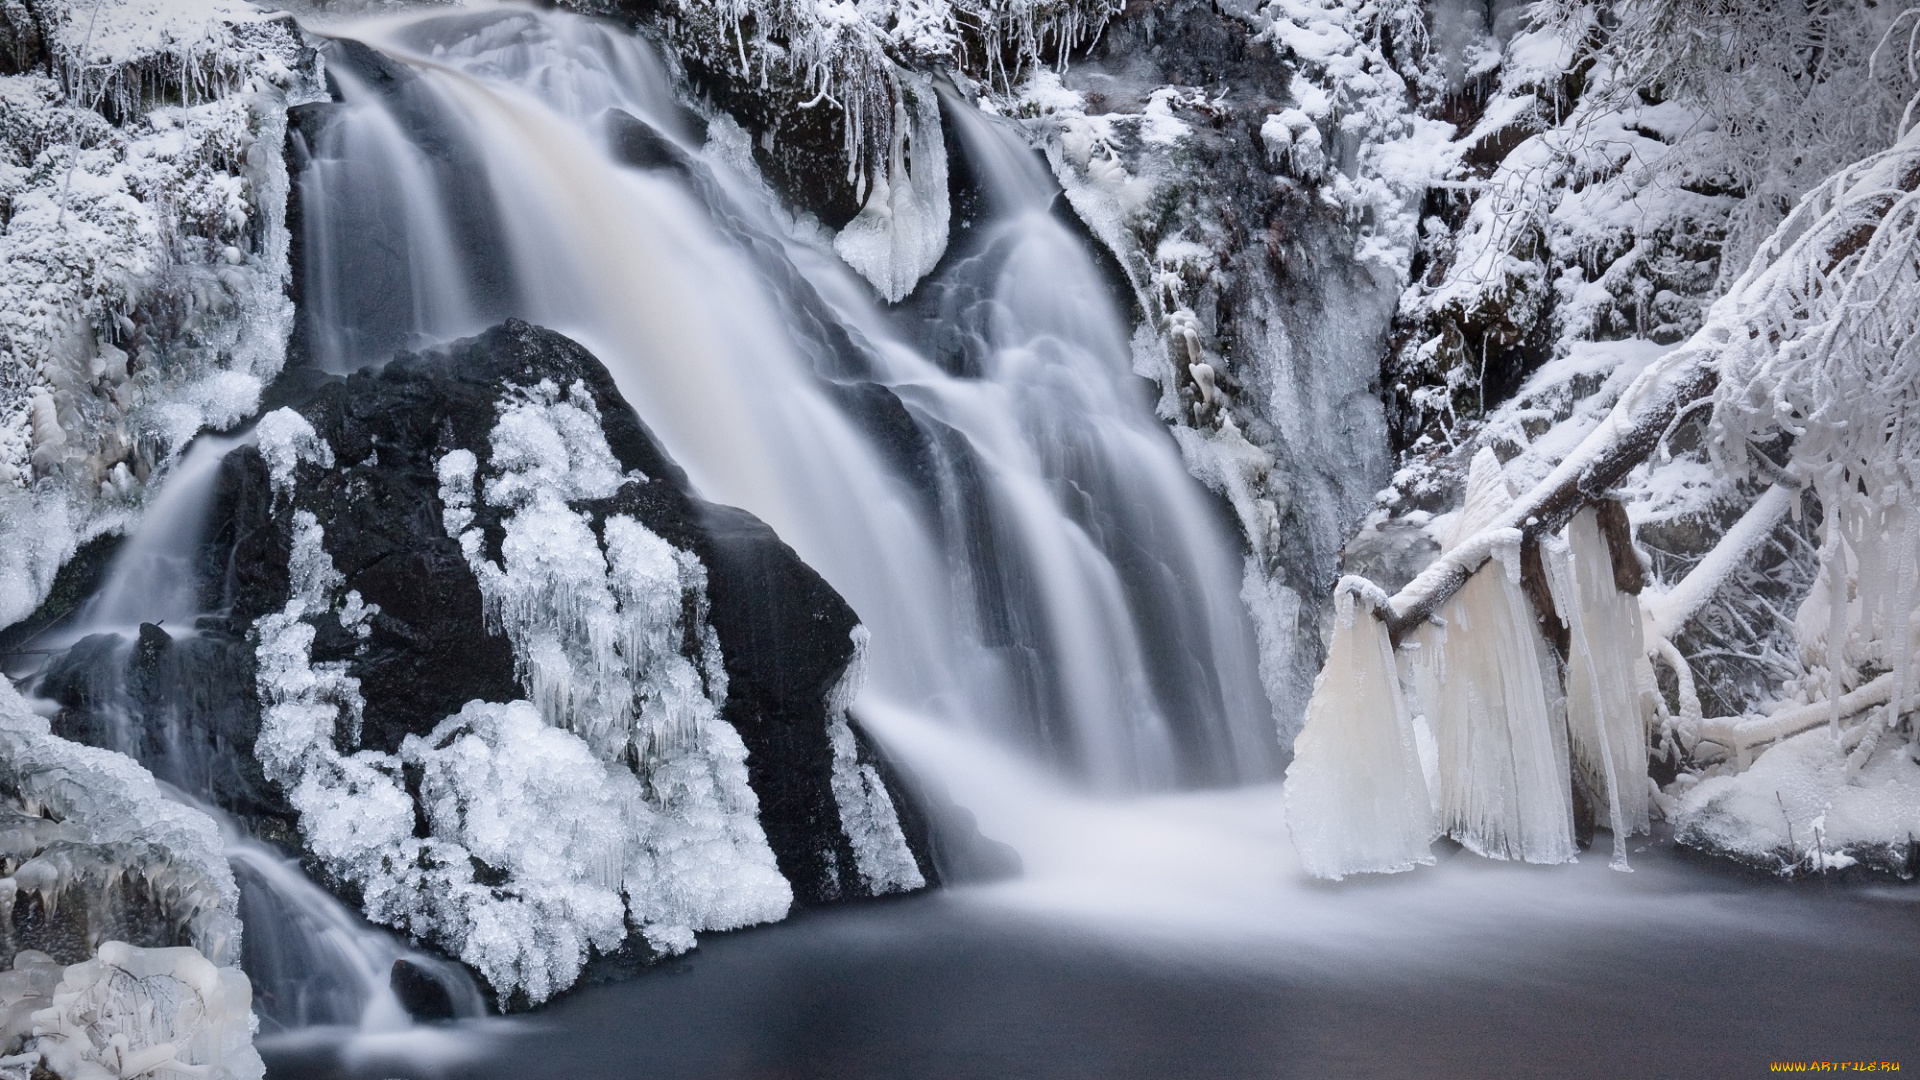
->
<box><xmin>69</xmin><ymin>434</ymin><xmax>242</xmax><ymax>638</ymax></box>
<box><xmin>9</xmin><ymin>5</ymin><xmax>1915</xmax><ymax>1074</ymax></box>
<box><xmin>295</xmin><ymin>5</ymin><xmax>1274</xmax><ymax>790</ymax></box>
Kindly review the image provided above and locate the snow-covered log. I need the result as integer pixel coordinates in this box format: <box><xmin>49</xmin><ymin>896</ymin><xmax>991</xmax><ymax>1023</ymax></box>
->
<box><xmin>1643</xmin><ymin>483</ymin><xmax>1797</xmax><ymax>641</ymax></box>
<box><xmin>1380</xmin><ymin>122</ymin><xmax>1920</xmax><ymax>644</ymax></box>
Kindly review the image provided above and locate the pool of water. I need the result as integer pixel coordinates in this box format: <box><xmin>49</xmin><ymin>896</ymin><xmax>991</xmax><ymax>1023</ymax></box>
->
<box><xmin>261</xmin><ymin>785</ymin><xmax>1919</xmax><ymax>1080</ymax></box>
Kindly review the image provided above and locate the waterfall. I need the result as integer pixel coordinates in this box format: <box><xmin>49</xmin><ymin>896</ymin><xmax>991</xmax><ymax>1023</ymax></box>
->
<box><xmin>13</xmin><ymin>432</ymin><xmax>485</xmax><ymax>1035</ymax></box>
<box><xmin>296</xmin><ymin>7</ymin><xmax>1276</xmax><ymax>791</ymax></box>
<box><xmin>71</xmin><ymin>435</ymin><xmax>241</xmax><ymax>639</ymax></box>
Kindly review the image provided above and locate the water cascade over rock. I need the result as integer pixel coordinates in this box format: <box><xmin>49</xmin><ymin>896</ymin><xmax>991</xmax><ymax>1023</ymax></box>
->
<box><xmin>291</xmin><ymin>6</ymin><xmax>1276</xmax><ymax>793</ymax></box>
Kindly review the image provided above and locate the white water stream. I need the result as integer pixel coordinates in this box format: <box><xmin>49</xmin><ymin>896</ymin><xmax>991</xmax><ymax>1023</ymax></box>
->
<box><xmin>8</xmin><ymin>8</ymin><xmax>1913</xmax><ymax>1075</ymax></box>
<box><xmin>298</xmin><ymin>4</ymin><xmax>1276</xmax><ymax>792</ymax></box>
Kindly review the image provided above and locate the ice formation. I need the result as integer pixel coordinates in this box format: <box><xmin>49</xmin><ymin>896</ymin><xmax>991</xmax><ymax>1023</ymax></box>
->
<box><xmin>449</xmin><ymin>379</ymin><xmax>791</xmax><ymax>946</ymax></box>
<box><xmin>1284</xmin><ymin>580</ymin><xmax>1436</xmax><ymax>880</ymax></box>
<box><xmin>0</xmin><ymin>679</ymin><xmax>240</xmax><ymax>969</ymax></box>
<box><xmin>1545</xmin><ymin>508</ymin><xmax>1653</xmax><ymax>857</ymax></box>
<box><xmin>832</xmin><ymin>72</ymin><xmax>950</xmax><ymax>302</ymax></box>
<box><xmin>0</xmin><ymin>0</ymin><xmax>317</xmax><ymax>630</ymax></box>
<box><xmin>255</xmin><ymin>380</ymin><xmax>793</xmax><ymax>1004</ymax></box>
<box><xmin>612</xmin><ymin>0</ymin><xmax>1117</xmax><ymax>173</ymax></box>
<box><xmin>824</xmin><ymin>629</ymin><xmax>924</xmax><ymax>895</ymax></box>
<box><xmin>30</xmin><ymin>941</ymin><xmax>262</xmax><ymax>1080</ymax></box>
<box><xmin>0</xmin><ymin>681</ymin><xmax>258</xmax><ymax>1077</ymax></box>
<box><xmin>1404</xmin><ymin>451</ymin><xmax>1575</xmax><ymax>865</ymax></box>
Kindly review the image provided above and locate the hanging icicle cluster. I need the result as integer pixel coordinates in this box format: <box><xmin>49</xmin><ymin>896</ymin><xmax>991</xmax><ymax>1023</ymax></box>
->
<box><xmin>1287</xmin><ymin>450</ymin><xmax>1655</xmax><ymax>878</ymax></box>
<box><xmin>621</xmin><ymin>0</ymin><xmax>1118</xmax><ymax>191</ymax></box>
<box><xmin>1283</xmin><ymin>577</ymin><xmax>1435</xmax><ymax>881</ymax></box>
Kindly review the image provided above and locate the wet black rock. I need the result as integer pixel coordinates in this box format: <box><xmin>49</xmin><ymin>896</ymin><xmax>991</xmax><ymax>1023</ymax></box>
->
<box><xmin>391</xmin><ymin>958</ymin><xmax>458</xmax><ymax>1022</ymax></box>
<box><xmin>218</xmin><ymin>319</ymin><xmax>941</xmax><ymax>906</ymax></box>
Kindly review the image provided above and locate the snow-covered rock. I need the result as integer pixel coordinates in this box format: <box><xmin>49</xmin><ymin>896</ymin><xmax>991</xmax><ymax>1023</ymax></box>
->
<box><xmin>1675</xmin><ymin>729</ymin><xmax>1920</xmax><ymax>876</ymax></box>
<box><xmin>205</xmin><ymin>320</ymin><xmax>934</xmax><ymax>1005</ymax></box>
<box><xmin>0</xmin><ymin>0</ymin><xmax>319</xmax><ymax>632</ymax></box>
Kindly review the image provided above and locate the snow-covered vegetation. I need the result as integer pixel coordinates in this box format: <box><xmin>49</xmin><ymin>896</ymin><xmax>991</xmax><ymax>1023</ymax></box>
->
<box><xmin>0</xmin><ymin>0</ymin><xmax>317</xmax><ymax>629</ymax></box>
<box><xmin>1291</xmin><ymin>0</ymin><xmax>1920</xmax><ymax>877</ymax></box>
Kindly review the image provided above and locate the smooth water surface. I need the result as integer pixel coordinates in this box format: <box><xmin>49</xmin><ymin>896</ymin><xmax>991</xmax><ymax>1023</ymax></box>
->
<box><xmin>262</xmin><ymin>783</ymin><xmax>1920</xmax><ymax>1080</ymax></box>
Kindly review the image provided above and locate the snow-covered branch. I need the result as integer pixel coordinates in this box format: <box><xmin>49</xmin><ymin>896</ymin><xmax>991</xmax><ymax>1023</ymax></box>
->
<box><xmin>1643</xmin><ymin>482</ymin><xmax>1797</xmax><ymax>640</ymax></box>
<box><xmin>1382</xmin><ymin>123</ymin><xmax>1920</xmax><ymax>644</ymax></box>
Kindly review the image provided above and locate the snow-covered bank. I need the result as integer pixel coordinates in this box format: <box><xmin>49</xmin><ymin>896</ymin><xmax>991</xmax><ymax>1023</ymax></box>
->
<box><xmin>1287</xmin><ymin>1</ymin><xmax>1920</xmax><ymax>878</ymax></box>
<box><xmin>0</xmin><ymin>0</ymin><xmax>319</xmax><ymax>629</ymax></box>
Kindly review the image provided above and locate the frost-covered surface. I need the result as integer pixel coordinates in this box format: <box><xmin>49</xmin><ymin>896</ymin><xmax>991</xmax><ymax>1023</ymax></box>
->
<box><xmin>254</xmin><ymin>385</ymin><xmax>793</xmax><ymax>1005</ymax></box>
<box><xmin>1311</xmin><ymin>2</ymin><xmax>1920</xmax><ymax>876</ymax></box>
<box><xmin>30</xmin><ymin>940</ymin><xmax>262</xmax><ymax>1080</ymax></box>
<box><xmin>823</xmin><ymin>627</ymin><xmax>922</xmax><ymax>894</ymax></box>
<box><xmin>0</xmin><ymin>0</ymin><xmax>319</xmax><ymax>630</ymax></box>
<box><xmin>1673</xmin><ymin>728</ymin><xmax>1920</xmax><ymax>876</ymax></box>
<box><xmin>0</xmin><ymin>677</ymin><xmax>240</xmax><ymax>968</ymax></box>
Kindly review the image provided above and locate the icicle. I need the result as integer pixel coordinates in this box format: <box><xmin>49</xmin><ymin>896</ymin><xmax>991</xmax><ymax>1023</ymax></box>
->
<box><xmin>1285</xmin><ymin>579</ymin><xmax>1437</xmax><ymax>880</ymax></box>
<box><xmin>1408</xmin><ymin>451</ymin><xmax>1576</xmax><ymax>864</ymax></box>
<box><xmin>1547</xmin><ymin>508</ymin><xmax>1654</xmax><ymax>868</ymax></box>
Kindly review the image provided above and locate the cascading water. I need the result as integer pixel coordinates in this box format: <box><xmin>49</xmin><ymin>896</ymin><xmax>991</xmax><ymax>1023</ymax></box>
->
<box><xmin>10</xmin><ymin>433</ymin><xmax>484</xmax><ymax>1036</ymax></box>
<box><xmin>295</xmin><ymin>6</ymin><xmax>1277</xmax><ymax>791</ymax></box>
<box><xmin>70</xmin><ymin>435</ymin><xmax>241</xmax><ymax>637</ymax></box>
<box><xmin>226</xmin><ymin>830</ymin><xmax>486</xmax><ymax>1033</ymax></box>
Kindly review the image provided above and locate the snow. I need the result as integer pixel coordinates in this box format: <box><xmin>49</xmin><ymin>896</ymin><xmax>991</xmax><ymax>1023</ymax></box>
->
<box><xmin>1285</xmin><ymin>582</ymin><xmax>1436</xmax><ymax>880</ymax></box>
<box><xmin>1237</xmin><ymin>0</ymin><xmax>1452</xmax><ymax>281</ymax></box>
<box><xmin>30</xmin><ymin>941</ymin><xmax>262</xmax><ymax>1080</ymax></box>
<box><xmin>1675</xmin><ymin>727</ymin><xmax>1920</xmax><ymax>874</ymax></box>
<box><xmin>1642</xmin><ymin>483</ymin><xmax>1796</xmax><ymax>641</ymax></box>
<box><xmin>0</xmin><ymin>0</ymin><xmax>313</xmax><ymax>633</ymax></box>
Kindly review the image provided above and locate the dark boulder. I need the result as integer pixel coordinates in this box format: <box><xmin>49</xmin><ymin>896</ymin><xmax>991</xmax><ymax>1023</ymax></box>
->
<box><xmin>223</xmin><ymin>319</ymin><xmax>939</xmax><ymax>904</ymax></box>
